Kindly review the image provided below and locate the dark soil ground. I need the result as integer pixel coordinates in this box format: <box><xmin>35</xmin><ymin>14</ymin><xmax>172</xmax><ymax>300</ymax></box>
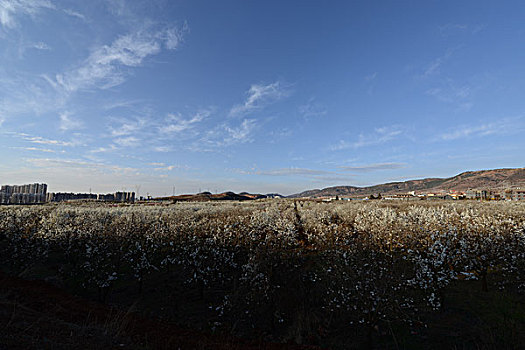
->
<box><xmin>0</xmin><ymin>271</ymin><xmax>320</xmax><ymax>350</ymax></box>
<box><xmin>2</xmin><ymin>269</ymin><xmax>524</xmax><ymax>349</ymax></box>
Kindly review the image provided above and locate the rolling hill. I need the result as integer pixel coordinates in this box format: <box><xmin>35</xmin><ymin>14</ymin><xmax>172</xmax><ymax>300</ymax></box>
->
<box><xmin>289</xmin><ymin>168</ymin><xmax>525</xmax><ymax>198</ymax></box>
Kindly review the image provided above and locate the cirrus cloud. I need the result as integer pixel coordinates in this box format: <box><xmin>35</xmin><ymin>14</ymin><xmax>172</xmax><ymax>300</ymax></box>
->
<box><xmin>229</xmin><ymin>81</ymin><xmax>291</xmax><ymax>117</ymax></box>
<box><xmin>0</xmin><ymin>0</ymin><xmax>55</xmax><ymax>29</ymax></box>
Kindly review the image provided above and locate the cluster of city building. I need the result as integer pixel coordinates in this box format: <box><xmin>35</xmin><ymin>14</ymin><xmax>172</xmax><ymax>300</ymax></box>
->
<box><xmin>47</xmin><ymin>191</ymin><xmax>135</xmax><ymax>203</ymax></box>
<box><xmin>0</xmin><ymin>183</ymin><xmax>135</xmax><ymax>204</ymax></box>
<box><xmin>0</xmin><ymin>183</ymin><xmax>48</xmax><ymax>204</ymax></box>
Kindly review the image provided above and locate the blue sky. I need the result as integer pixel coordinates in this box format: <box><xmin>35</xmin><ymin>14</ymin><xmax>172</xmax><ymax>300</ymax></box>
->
<box><xmin>1</xmin><ymin>0</ymin><xmax>524</xmax><ymax>196</ymax></box>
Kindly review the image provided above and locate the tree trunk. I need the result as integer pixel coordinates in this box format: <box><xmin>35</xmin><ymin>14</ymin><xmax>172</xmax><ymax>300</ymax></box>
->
<box><xmin>366</xmin><ymin>325</ymin><xmax>374</xmax><ymax>350</ymax></box>
<box><xmin>481</xmin><ymin>267</ymin><xmax>488</xmax><ymax>292</ymax></box>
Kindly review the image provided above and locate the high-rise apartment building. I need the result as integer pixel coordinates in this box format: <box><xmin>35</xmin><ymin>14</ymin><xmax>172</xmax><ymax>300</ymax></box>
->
<box><xmin>0</xmin><ymin>183</ymin><xmax>47</xmax><ymax>204</ymax></box>
<box><xmin>47</xmin><ymin>191</ymin><xmax>135</xmax><ymax>203</ymax></box>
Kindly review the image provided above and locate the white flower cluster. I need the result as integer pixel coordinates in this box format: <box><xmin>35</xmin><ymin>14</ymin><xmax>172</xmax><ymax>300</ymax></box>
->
<box><xmin>0</xmin><ymin>200</ymin><xmax>523</xmax><ymax>337</ymax></box>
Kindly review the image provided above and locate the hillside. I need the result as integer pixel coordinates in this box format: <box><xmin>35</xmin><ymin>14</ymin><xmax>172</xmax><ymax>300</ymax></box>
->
<box><xmin>289</xmin><ymin>168</ymin><xmax>525</xmax><ymax>198</ymax></box>
<box><xmin>156</xmin><ymin>191</ymin><xmax>269</xmax><ymax>202</ymax></box>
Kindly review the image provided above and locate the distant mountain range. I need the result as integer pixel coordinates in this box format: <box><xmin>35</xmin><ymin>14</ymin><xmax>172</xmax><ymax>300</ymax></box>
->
<box><xmin>288</xmin><ymin>168</ymin><xmax>525</xmax><ymax>198</ymax></box>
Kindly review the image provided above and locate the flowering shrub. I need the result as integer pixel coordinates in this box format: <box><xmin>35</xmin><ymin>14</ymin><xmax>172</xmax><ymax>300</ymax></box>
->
<box><xmin>0</xmin><ymin>200</ymin><xmax>523</xmax><ymax>343</ymax></box>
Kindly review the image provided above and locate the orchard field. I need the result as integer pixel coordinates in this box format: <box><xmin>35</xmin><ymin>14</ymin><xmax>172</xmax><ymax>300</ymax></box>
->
<box><xmin>1</xmin><ymin>200</ymin><xmax>524</xmax><ymax>349</ymax></box>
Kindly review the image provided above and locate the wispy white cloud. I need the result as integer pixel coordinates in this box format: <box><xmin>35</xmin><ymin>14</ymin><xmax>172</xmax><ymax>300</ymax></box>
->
<box><xmin>195</xmin><ymin>119</ymin><xmax>257</xmax><ymax>151</ymax></box>
<box><xmin>309</xmin><ymin>174</ymin><xmax>357</xmax><ymax>184</ymax></box>
<box><xmin>27</xmin><ymin>137</ymin><xmax>75</xmax><ymax>147</ymax></box>
<box><xmin>298</xmin><ymin>98</ymin><xmax>326</xmax><ymax>120</ymax></box>
<box><xmin>89</xmin><ymin>145</ymin><xmax>118</xmax><ymax>154</ymax></box>
<box><xmin>426</xmin><ymin>84</ymin><xmax>471</xmax><ymax>103</ymax></box>
<box><xmin>0</xmin><ymin>73</ymin><xmax>66</xmax><ymax>123</ymax></box>
<box><xmin>152</xmin><ymin>164</ymin><xmax>188</xmax><ymax>172</ymax></box>
<box><xmin>9</xmin><ymin>132</ymin><xmax>77</xmax><ymax>147</ymax></box>
<box><xmin>32</xmin><ymin>41</ymin><xmax>51</xmax><ymax>50</ymax></box>
<box><xmin>54</xmin><ymin>25</ymin><xmax>187</xmax><ymax>92</ymax></box>
<box><xmin>438</xmin><ymin>23</ymin><xmax>468</xmax><ymax>32</ymax></box>
<box><xmin>153</xmin><ymin>146</ymin><xmax>171</xmax><ymax>152</ymax></box>
<box><xmin>103</xmin><ymin>99</ymin><xmax>144</xmax><ymax>111</ymax></box>
<box><xmin>223</xmin><ymin>118</ymin><xmax>257</xmax><ymax>144</ymax></box>
<box><xmin>11</xmin><ymin>146</ymin><xmax>63</xmax><ymax>153</ymax></box>
<box><xmin>229</xmin><ymin>81</ymin><xmax>290</xmax><ymax>117</ymax></box>
<box><xmin>62</xmin><ymin>8</ymin><xmax>85</xmax><ymax>20</ymax></box>
<box><xmin>353</xmin><ymin>126</ymin><xmax>403</xmax><ymax>148</ymax></box>
<box><xmin>163</xmin><ymin>21</ymin><xmax>188</xmax><ymax>50</ymax></box>
<box><xmin>113</xmin><ymin>136</ymin><xmax>139</xmax><ymax>147</ymax></box>
<box><xmin>105</xmin><ymin>0</ymin><xmax>129</xmax><ymax>18</ymax></box>
<box><xmin>438</xmin><ymin>23</ymin><xmax>484</xmax><ymax>36</ymax></box>
<box><xmin>328</xmin><ymin>140</ymin><xmax>351</xmax><ymax>151</ymax></box>
<box><xmin>330</xmin><ymin>125</ymin><xmax>404</xmax><ymax>151</ymax></box>
<box><xmin>0</xmin><ymin>0</ymin><xmax>55</xmax><ymax>29</ymax></box>
<box><xmin>340</xmin><ymin>162</ymin><xmax>406</xmax><ymax>172</ymax></box>
<box><xmin>59</xmin><ymin>112</ymin><xmax>83</xmax><ymax>131</ymax></box>
<box><xmin>249</xmin><ymin>167</ymin><xmax>330</xmax><ymax>176</ymax></box>
<box><xmin>267</xmin><ymin>128</ymin><xmax>292</xmax><ymax>143</ymax></box>
<box><xmin>154</xmin><ymin>165</ymin><xmax>175</xmax><ymax>171</ymax></box>
<box><xmin>424</xmin><ymin>73</ymin><xmax>475</xmax><ymax>111</ymax></box>
<box><xmin>26</xmin><ymin>157</ymin><xmax>95</xmax><ymax>168</ymax></box>
<box><xmin>91</xmin><ymin>107</ymin><xmax>214</xmax><ymax>154</ymax></box>
<box><xmin>87</xmin><ymin>108</ymin><xmax>211</xmax><ymax>154</ymax></box>
<box><xmin>25</xmin><ymin>157</ymin><xmax>140</xmax><ymax>176</ymax></box>
<box><xmin>109</xmin><ymin>117</ymin><xmax>147</xmax><ymax>137</ymax></box>
<box><xmin>239</xmin><ymin>167</ymin><xmax>362</xmax><ymax>185</ymax></box>
<box><xmin>159</xmin><ymin>109</ymin><xmax>210</xmax><ymax>134</ymax></box>
<box><xmin>439</xmin><ymin>118</ymin><xmax>523</xmax><ymax>141</ymax></box>
<box><xmin>90</xmin><ymin>117</ymin><xmax>146</xmax><ymax>152</ymax></box>
<box><xmin>422</xmin><ymin>53</ymin><xmax>451</xmax><ymax>78</ymax></box>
